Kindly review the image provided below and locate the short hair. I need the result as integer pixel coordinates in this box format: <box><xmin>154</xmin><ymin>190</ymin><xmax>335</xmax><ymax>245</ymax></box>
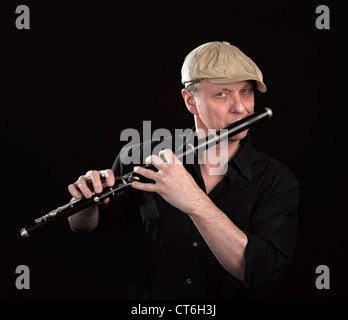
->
<box><xmin>186</xmin><ymin>81</ymin><xmax>200</xmax><ymax>96</ymax></box>
<box><xmin>186</xmin><ymin>80</ymin><xmax>256</xmax><ymax>96</ymax></box>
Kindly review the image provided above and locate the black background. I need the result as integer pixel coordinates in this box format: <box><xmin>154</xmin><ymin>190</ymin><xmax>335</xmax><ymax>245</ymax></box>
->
<box><xmin>1</xmin><ymin>0</ymin><xmax>347</xmax><ymax>305</ymax></box>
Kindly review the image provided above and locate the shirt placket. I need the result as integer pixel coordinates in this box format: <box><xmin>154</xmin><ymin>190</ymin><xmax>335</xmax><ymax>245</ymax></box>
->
<box><xmin>182</xmin><ymin>220</ymin><xmax>202</xmax><ymax>297</ymax></box>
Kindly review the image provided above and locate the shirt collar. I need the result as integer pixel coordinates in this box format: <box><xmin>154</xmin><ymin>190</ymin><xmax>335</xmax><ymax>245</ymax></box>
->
<box><xmin>179</xmin><ymin>127</ymin><xmax>253</xmax><ymax>182</ymax></box>
<box><xmin>228</xmin><ymin>135</ymin><xmax>253</xmax><ymax>181</ymax></box>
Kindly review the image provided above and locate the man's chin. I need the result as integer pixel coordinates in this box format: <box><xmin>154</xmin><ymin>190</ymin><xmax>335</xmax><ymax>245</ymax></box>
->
<box><xmin>229</xmin><ymin>130</ymin><xmax>248</xmax><ymax>142</ymax></box>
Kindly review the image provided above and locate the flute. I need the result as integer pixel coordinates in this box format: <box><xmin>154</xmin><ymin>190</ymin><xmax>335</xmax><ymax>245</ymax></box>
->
<box><xmin>20</xmin><ymin>107</ymin><xmax>273</xmax><ymax>238</ymax></box>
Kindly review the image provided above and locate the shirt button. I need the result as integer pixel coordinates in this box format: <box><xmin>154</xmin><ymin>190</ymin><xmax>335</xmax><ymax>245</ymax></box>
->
<box><xmin>193</xmin><ymin>242</ymin><xmax>198</xmax><ymax>247</ymax></box>
<box><xmin>186</xmin><ymin>278</ymin><xmax>191</xmax><ymax>284</ymax></box>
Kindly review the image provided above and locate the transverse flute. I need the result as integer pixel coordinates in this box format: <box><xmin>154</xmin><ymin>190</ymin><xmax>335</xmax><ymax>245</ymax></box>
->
<box><xmin>20</xmin><ymin>107</ymin><xmax>273</xmax><ymax>238</ymax></box>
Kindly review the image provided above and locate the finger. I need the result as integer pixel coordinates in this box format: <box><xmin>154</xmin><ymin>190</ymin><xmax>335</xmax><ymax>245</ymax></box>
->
<box><xmin>133</xmin><ymin>166</ymin><xmax>158</xmax><ymax>181</ymax></box>
<box><xmin>131</xmin><ymin>181</ymin><xmax>157</xmax><ymax>192</ymax></box>
<box><xmin>68</xmin><ymin>183</ymin><xmax>84</xmax><ymax>200</ymax></box>
<box><xmin>145</xmin><ymin>155</ymin><xmax>166</xmax><ymax>170</ymax></box>
<box><xmin>102</xmin><ymin>198</ymin><xmax>110</xmax><ymax>204</ymax></box>
<box><xmin>159</xmin><ymin>149</ymin><xmax>182</xmax><ymax>165</ymax></box>
<box><xmin>76</xmin><ymin>176</ymin><xmax>93</xmax><ymax>198</ymax></box>
<box><xmin>87</xmin><ymin>170</ymin><xmax>103</xmax><ymax>193</ymax></box>
<box><xmin>99</xmin><ymin>169</ymin><xmax>115</xmax><ymax>187</ymax></box>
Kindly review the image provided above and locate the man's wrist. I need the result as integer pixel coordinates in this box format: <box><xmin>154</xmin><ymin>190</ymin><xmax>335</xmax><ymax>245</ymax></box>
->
<box><xmin>187</xmin><ymin>193</ymin><xmax>215</xmax><ymax>217</ymax></box>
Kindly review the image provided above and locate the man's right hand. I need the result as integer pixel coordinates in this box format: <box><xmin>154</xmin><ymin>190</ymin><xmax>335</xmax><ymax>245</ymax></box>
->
<box><xmin>68</xmin><ymin>169</ymin><xmax>115</xmax><ymax>204</ymax></box>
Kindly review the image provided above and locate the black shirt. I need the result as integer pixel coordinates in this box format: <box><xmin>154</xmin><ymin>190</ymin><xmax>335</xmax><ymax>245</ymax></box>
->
<box><xmin>98</xmin><ymin>133</ymin><xmax>299</xmax><ymax>300</ymax></box>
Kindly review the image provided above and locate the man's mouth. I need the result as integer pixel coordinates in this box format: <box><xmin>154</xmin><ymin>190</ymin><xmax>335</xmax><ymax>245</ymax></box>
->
<box><xmin>226</xmin><ymin>117</ymin><xmax>247</xmax><ymax>126</ymax></box>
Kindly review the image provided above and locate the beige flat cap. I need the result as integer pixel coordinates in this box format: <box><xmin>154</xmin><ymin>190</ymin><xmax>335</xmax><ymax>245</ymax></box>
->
<box><xmin>181</xmin><ymin>41</ymin><xmax>266</xmax><ymax>92</ymax></box>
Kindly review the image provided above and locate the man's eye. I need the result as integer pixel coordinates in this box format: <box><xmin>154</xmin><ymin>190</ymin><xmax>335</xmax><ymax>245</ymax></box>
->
<box><xmin>216</xmin><ymin>92</ymin><xmax>226</xmax><ymax>97</ymax></box>
<box><xmin>241</xmin><ymin>88</ymin><xmax>252</xmax><ymax>94</ymax></box>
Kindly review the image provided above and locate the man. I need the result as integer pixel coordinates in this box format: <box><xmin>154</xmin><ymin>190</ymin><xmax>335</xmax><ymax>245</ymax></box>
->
<box><xmin>68</xmin><ymin>41</ymin><xmax>299</xmax><ymax>299</ymax></box>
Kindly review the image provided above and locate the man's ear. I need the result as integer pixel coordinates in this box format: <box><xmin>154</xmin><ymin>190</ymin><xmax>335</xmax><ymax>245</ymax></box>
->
<box><xmin>181</xmin><ymin>88</ymin><xmax>199</xmax><ymax>115</ymax></box>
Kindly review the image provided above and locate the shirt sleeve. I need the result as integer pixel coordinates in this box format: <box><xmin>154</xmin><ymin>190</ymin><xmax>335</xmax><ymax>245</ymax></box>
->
<box><xmin>96</xmin><ymin>139</ymin><xmax>162</xmax><ymax>232</ymax></box>
<box><xmin>96</xmin><ymin>152</ymin><xmax>138</xmax><ymax>232</ymax></box>
<box><xmin>242</xmin><ymin>163</ymin><xmax>299</xmax><ymax>296</ymax></box>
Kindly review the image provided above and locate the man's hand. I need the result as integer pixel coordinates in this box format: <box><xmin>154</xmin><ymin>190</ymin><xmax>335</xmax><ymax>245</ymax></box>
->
<box><xmin>68</xmin><ymin>169</ymin><xmax>115</xmax><ymax>204</ymax></box>
<box><xmin>131</xmin><ymin>149</ymin><xmax>209</xmax><ymax>214</ymax></box>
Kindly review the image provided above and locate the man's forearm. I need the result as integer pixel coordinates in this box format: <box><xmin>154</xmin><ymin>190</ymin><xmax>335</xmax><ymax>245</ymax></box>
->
<box><xmin>68</xmin><ymin>205</ymin><xmax>99</xmax><ymax>232</ymax></box>
<box><xmin>187</xmin><ymin>197</ymin><xmax>248</xmax><ymax>281</ymax></box>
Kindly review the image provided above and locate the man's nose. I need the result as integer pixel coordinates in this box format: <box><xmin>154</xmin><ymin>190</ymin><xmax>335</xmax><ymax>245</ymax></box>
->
<box><xmin>229</xmin><ymin>93</ymin><xmax>245</xmax><ymax>113</ymax></box>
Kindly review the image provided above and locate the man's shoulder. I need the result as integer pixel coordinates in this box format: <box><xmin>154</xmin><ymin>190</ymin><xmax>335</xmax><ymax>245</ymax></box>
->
<box><xmin>119</xmin><ymin>139</ymin><xmax>161</xmax><ymax>161</ymax></box>
<box><xmin>114</xmin><ymin>135</ymin><xmax>178</xmax><ymax>175</ymax></box>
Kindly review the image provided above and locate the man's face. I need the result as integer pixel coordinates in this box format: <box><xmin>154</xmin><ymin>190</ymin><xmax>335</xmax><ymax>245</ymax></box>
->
<box><xmin>190</xmin><ymin>80</ymin><xmax>255</xmax><ymax>141</ymax></box>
